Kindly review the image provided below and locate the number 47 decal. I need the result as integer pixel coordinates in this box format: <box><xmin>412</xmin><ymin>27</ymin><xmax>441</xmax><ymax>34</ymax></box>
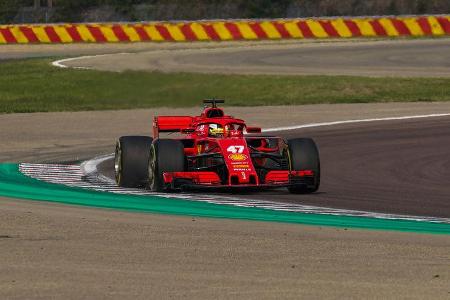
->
<box><xmin>227</xmin><ymin>145</ymin><xmax>245</xmax><ymax>153</ymax></box>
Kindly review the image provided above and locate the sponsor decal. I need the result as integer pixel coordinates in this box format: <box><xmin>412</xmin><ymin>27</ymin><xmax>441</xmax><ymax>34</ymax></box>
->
<box><xmin>233</xmin><ymin>164</ymin><xmax>250</xmax><ymax>168</ymax></box>
<box><xmin>233</xmin><ymin>167</ymin><xmax>251</xmax><ymax>171</ymax></box>
<box><xmin>228</xmin><ymin>153</ymin><xmax>248</xmax><ymax>161</ymax></box>
<box><xmin>232</xmin><ymin>164</ymin><xmax>251</xmax><ymax>171</ymax></box>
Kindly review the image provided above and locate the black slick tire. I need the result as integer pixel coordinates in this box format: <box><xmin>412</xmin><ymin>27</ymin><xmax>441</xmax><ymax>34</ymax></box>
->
<box><xmin>115</xmin><ymin>136</ymin><xmax>153</xmax><ymax>188</ymax></box>
<box><xmin>148</xmin><ymin>139</ymin><xmax>185</xmax><ymax>192</ymax></box>
<box><xmin>287</xmin><ymin>138</ymin><xmax>320</xmax><ymax>194</ymax></box>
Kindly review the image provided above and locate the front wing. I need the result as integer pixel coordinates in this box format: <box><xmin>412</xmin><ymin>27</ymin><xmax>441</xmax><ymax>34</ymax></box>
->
<box><xmin>163</xmin><ymin>170</ymin><xmax>315</xmax><ymax>190</ymax></box>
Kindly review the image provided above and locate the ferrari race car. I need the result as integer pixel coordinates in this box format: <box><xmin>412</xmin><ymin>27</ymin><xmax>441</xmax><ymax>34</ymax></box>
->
<box><xmin>114</xmin><ymin>99</ymin><xmax>320</xmax><ymax>194</ymax></box>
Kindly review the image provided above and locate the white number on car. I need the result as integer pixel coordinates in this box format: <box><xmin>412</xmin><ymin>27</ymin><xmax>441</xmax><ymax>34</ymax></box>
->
<box><xmin>227</xmin><ymin>145</ymin><xmax>245</xmax><ymax>153</ymax></box>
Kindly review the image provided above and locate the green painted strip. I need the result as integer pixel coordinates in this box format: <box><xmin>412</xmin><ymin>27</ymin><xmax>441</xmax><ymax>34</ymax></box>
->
<box><xmin>1</xmin><ymin>164</ymin><xmax>449</xmax><ymax>234</ymax></box>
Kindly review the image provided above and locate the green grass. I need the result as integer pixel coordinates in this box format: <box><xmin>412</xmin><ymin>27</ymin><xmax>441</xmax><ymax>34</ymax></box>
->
<box><xmin>1</xmin><ymin>58</ymin><xmax>450</xmax><ymax>113</ymax></box>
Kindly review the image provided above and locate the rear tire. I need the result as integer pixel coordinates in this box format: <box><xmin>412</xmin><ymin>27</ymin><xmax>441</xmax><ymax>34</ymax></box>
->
<box><xmin>148</xmin><ymin>139</ymin><xmax>185</xmax><ymax>192</ymax></box>
<box><xmin>287</xmin><ymin>138</ymin><xmax>320</xmax><ymax>194</ymax></box>
<box><xmin>115</xmin><ymin>136</ymin><xmax>153</xmax><ymax>188</ymax></box>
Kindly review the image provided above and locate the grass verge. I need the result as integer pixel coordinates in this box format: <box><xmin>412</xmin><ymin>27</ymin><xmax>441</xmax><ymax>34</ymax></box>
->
<box><xmin>1</xmin><ymin>58</ymin><xmax>450</xmax><ymax>113</ymax></box>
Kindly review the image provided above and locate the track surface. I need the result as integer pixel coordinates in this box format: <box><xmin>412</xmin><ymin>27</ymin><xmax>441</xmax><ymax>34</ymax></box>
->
<box><xmin>96</xmin><ymin>117</ymin><xmax>450</xmax><ymax>218</ymax></box>
<box><xmin>61</xmin><ymin>39</ymin><xmax>450</xmax><ymax>77</ymax></box>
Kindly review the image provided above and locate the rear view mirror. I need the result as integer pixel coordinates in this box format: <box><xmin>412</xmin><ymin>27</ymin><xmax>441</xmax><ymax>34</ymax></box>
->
<box><xmin>246</xmin><ymin>127</ymin><xmax>261</xmax><ymax>133</ymax></box>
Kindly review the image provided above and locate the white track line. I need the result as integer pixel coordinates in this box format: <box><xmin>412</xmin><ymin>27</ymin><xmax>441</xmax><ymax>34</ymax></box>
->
<box><xmin>263</xmin><ymin>113</ymin><xmax>450</xmax><ymax>132</ymax></box>
<box><xmin>52</xmin><ymin>56</ymin><xmax>95</xmax><ymax>69</ymax></box>
<box><xmin>52</xmin><ymin>53</ymin><xmax>130</xmax><ymax>70</ymax></box>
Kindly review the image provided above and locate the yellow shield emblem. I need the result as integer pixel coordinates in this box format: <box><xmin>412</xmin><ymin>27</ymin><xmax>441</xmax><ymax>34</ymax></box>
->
<box><xmin>228</xmin><ymin>153</ymin><xmax>247</xmax><ymax>161</ymax></box>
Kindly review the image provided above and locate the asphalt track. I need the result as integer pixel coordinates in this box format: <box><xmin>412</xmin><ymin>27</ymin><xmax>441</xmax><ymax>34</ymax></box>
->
<box><xmin>59</xmin><ymin>39</ymin><xmax>450</xmax><ymax>77</ymax></box>
<box><xmin>95</xmin><ymin>116</ymin><xmax>450</xmax><ymax>218</ymax></box>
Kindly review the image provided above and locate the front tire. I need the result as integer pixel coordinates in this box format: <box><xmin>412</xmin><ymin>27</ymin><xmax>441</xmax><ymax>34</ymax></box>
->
<box><xmin>148</xmin><ymin>139</ymin><xmax>185</xmax><ymax>192</ymax></box>
<box><xmin>287</xmin><ymin>138</ymin><xmax>320</xmax><ymax>194</ymax></box>
<box><xmin>115</xmin><ymin>136</ymin><xmax>153</xmax><ymax>188</ymax></box>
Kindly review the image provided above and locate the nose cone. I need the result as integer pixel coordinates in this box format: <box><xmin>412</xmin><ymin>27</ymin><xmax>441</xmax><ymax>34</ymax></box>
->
<box><xmin>217</xmin><ymin>139</ymin><xmax>259</xmax><ymax>185</ymax></box>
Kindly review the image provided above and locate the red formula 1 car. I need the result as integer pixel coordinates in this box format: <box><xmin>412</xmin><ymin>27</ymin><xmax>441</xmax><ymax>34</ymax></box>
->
<box><xmin>114</xmin><ymin>99</ymin><xmax>320</xmax><ymax>194</ymax></box>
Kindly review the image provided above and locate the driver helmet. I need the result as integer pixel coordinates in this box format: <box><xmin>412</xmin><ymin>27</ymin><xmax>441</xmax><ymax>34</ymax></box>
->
<box><xmin>208</xmin><ymin>124</ymin><xmax>224</xmax><ymax>137</ymax></box>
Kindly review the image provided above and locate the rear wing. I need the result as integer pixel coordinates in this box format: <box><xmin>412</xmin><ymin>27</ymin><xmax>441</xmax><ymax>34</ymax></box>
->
<box><xmin>153</xmin><ymin>116</ymin><xmax>194</xmax><ymax>138</ymax></box>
